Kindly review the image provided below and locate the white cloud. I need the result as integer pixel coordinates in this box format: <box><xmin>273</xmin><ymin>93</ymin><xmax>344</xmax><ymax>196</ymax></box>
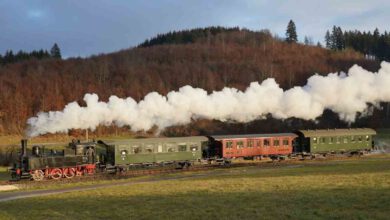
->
<box><xmin>27</xmin><ymin>9</ymin><xmax>44</xmax><ymax>19</ymax></box>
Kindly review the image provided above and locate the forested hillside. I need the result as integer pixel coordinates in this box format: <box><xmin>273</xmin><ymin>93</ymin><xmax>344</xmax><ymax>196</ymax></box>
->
<box><xmin>0</xmin><ymin>27</ymin><xmax>386</xmax><ymax>136</ymax></box>
<box><xmin>0</xmin><ymin>43</ymin><xmax>61</xmax><ymax>65</ymax></box>
<box><xmin>325</xmin><ymin>26</ymin><xmax>390</xmax><ymax>61</ymax></box>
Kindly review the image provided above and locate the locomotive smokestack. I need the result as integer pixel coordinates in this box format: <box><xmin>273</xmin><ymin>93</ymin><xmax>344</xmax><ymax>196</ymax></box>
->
<box><xmin>21</xmin><ymin>139</ymin><xmax>27</xmax><ymax>157</ymax></box>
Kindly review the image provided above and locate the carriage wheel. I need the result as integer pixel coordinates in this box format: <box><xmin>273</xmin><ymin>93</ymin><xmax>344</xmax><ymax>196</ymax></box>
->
<box><xmin>31</xmin><ymin>170</ymin><xmax>45</xmax><ymax>181</ymax></box>
<box><xmin>64</xmin><ymin>168</ymin><xmax>76</xmax><ymax>179</ymax></box>
<box><xmin>50</xmin><ymin>168</ymin><xmax>63</xmax><ymax>180</ymax></box>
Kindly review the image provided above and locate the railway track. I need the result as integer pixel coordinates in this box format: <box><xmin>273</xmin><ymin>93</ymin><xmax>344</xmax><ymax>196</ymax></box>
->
<box><xmin>1</xmin><ymin>162</ymin><xmax>256</xmax><ymax>186</ymax></box>
<box><xmin>0</xmin><ymin>153</ymin><xmax>369</xmax><ymax>187</ymax></box>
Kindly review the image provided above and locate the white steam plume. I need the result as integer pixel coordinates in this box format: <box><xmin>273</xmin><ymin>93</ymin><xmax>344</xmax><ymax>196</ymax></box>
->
<box><xmin>27</xmin><ymin>62</ymin><xmax>390</xmax><ymax>137</ymax></box>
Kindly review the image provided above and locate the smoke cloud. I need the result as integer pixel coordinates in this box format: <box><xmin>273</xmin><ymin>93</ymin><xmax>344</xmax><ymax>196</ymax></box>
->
<box><xmin>27</xmin><ymin>62</ymin><xmax>390</xmax><ymax>137</ymax></box>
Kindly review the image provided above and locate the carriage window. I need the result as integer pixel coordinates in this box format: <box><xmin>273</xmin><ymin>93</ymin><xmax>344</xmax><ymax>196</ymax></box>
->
<box><xmin>320</xmin><ymin>137</ymin><xmax>326</xmax><ymax>144</ymax></box>
<box><xmin>358</xmin><ymin>136</ymin><xmax>362</xmax><ymax>142</ymax></box>
<box><xmin>329</xmin><ymin>137</ymin><xmax>334</xmax><ymax>144</ymax></box>
<box><xmin>226</xmin><ymin>141</ymin><xmax>233</xmax><ymax>149</ymax></box>
<box><xmin>256</xmin><ymin>140</ymin><xmax>262</xmax><ymax>147</ymax></box>
<box><xmin>343</xmin><ymin>137</ymin><xmax>348</xmax><ymax>143</ymax></box>
<box><xmin>157</xmin><ymin>144</ymin><xmax>163</xmax><ymax>153</ymax></box>
<box><xmin>273</xmin><ymin>140</ymin><xmax>280</xmax><ymax>147</ymax></box>
<box><xmin>248</xmin><ymin>140</ymin><xmax>254</xmax><ymax>148</ymax></box>
<box><xmin>283</xmin><ymin>139</ymin><xmax>289</xmax><ymax>146</ymax></box>
<box><xmin>133</xmin><ymin>147</ymin><xmax>141</xmax><ymax>154</ymax></box>
<box><xmin>366</xmin><ymin>135</ymin><xmax>370</xmax><ymax>141</ymax></box>
<box><xmin>178</xmin><ymin>144</ymin><xmax>187</xmax><ymax>152</ymax></box>
<box><xmin>145</xmin><ymin>144</ymin><xmax>154</xmax><ymax>153</ymax></box>
<box><xmin>336</xmin><ymin>137</ymin><xmax>341</xmax><ymax>143</ymax></box>
<box><xmin>190</xmin><ymin>145</ymin><xmax>198</xmax><ymax>151</ymax></box>
<box><xmin>313</xmin><ymin>137</ymin><xmax>318</xmax><ymax>144</ymax></box>
<box><xmin>263</xmin><ymin>139</ymin><xmax>270</xmax><ymax>147</ymax></box>
<box><xmin>237</xmin><ymin>141</ymin><xmax>244</xmax><ymax>149</ymax></box>
<box><xmin>166</xmin><ymin>143</ymin><xmax>176</xmax><ymax>152</ymax></box>
<box><xmin>351</xmin><ymin>136</ymin><xmax>355</xmax><ymax>142</ymax></box>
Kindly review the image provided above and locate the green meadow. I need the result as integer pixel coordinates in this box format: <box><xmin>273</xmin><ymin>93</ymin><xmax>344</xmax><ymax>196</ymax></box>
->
<box><xmin>0</xmin><ymin>155</ymin><xmax>389</xmax><ymax>220</ymax></box>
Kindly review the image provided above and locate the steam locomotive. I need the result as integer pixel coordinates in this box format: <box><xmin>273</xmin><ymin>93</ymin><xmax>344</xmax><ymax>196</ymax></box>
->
<box><xmin>9</xmin><ymin>128</ymin><xmax>376</xmax><ymax>181</ymax></box>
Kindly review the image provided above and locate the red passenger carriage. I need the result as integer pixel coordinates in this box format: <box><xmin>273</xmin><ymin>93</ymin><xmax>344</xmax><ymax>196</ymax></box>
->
<box><xmin>209</xmin><ymin>133</ymin><xmax>297</xmax><ymax>159</ymax></box>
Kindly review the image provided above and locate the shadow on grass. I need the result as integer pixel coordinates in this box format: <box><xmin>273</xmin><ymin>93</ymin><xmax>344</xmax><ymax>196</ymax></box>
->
<box><xmin>202</xmin><ymin>157</ymin><xmax>390</xmax><ymax>179</ymax></box>
<box><xmin>0</xmin><ymin>187</ymin><xmax>389</xmax><ymax>220</ymax></box>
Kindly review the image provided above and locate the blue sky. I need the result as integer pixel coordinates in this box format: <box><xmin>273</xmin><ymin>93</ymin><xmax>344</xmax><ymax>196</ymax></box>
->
<box><xmin>1</xmin><ymin>0</ymin><xmax>389</xmax><ymax>57</ymax></box>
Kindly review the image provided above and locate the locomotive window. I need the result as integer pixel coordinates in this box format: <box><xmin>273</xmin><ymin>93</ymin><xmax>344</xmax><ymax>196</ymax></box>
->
<box><xmin>178</xmin><ymin>144</ymin><xmax>187</xmax><ymax>152</ymax></box>
<box><xmin>226</xmin><ymin>141</ymin><xmax>233</xmax><ymax>149</ymax></box>
<box><xmin>283</xmin><ymin>139</ymin><xmax>289</xmax><ymax>146</ymax></box>
<box><xmin>248</xmin><ymin>140</ymin><xmax>254</xmax><ymax>148</ymax></box>
<box><xmin>273</xmin><ymin>140</ymin><xmax>280</xmax><ymax>147</ymax></box>
<box><xmin>263</xmin><ymin>139</ymin><xmax>270</xmax><ymax>147</ymax></box>
<box><xmin>366</xmin><ymin>135</ymin><xmax>370</xmax><ymax>141</ymax></box>
<box><xmin>236</xmin><ymin>141</ymin><xmax>244</xmax><ymax>149</ymax></box>
<box><xmin>190</xmin><ymin>145</ymin><xmax>198</xmax><ymax>151</ymax></box>
<box><xmin>351</xmin><ymin>136</ymin><xmax>355</xmax><ymax>142</ymax></box>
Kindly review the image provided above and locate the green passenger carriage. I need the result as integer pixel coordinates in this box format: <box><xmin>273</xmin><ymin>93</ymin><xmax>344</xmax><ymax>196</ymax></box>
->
<box><xmin>294</xmin><ymin>128</ymin><xmax>376</xmax><ymax>154</ymax></box>
<box><xmin>99</xmin><ymin>136</ymin><xmax>209</xmax><ymax>168</ymax></box>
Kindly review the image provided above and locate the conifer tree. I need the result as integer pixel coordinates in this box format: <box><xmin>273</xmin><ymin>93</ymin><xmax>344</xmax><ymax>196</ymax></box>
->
<box><xmin>325</xmin><ymin>30</ymin><xmax>331</xmax><ymax>48</ymax></box>
<box><xmin>285</xmin><ymin>20</ymin><xmax>298</xmax><ymax>43</ymax></box>
<box><xmin>50</xmin><ymin>43</ymin><xmax>62</xmax><ymax>59</ymax></box>
<box><xmin>304</xmin><ymin>36</ymin><xmax>309</xmax><ymax>45</ymax></box>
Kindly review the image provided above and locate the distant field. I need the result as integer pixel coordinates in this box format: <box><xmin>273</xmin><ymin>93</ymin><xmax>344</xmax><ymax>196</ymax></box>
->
<box><xmin>0</xmin><ymin>166</ymin><xmax>8</xmax><ymax>181</ymax></box>
<box><xmin>0</xmin><ymin>155</ymin><xmax>389</xmax><ymax>220</ymax></box>
<box><xmin>375</xmin><ymin>129</ymin><xmax>390</xmax><ymax>152</ymax></box>
<box><xmin>376</xmin><ymin>129</ymin><xmax>390</xmax><ymax>140</ymax></box>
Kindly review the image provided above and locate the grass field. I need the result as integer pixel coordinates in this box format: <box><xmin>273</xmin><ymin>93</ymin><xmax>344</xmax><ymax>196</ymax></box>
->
<box><xmin>0</xmin><ymin>155</ymin><xmax>389</xmax><ymax>220</ymax></box>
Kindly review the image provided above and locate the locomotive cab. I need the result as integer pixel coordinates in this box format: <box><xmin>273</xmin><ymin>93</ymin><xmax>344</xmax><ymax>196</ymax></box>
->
<box><xmin>68</xmin><ymin>140</ymin><xmax>97</xmax><ymax>164</ymax></box>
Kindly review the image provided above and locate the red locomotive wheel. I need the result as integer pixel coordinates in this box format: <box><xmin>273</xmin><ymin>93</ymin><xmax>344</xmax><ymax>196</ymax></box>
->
<box><xmin>31</xmin><ymin>170</ymin><xmax>45</xmax><ymax>181</ymax></box>
<box><xmin>50</xmin><ymin>168</ymin><xmax>63</xmax><ymax>180</ymax></box>
<box><xmin>64</xmin><ymin>168</ymin><xmax>76</xmax><ymax>178</ymax></box>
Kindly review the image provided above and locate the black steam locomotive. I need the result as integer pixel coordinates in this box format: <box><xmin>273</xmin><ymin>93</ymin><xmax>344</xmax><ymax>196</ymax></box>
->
<box><xmin>11</xmin><ymin>139</ymin><xmax>97</xmax><ymax>181</ymax></box>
